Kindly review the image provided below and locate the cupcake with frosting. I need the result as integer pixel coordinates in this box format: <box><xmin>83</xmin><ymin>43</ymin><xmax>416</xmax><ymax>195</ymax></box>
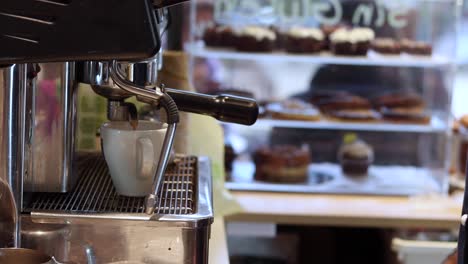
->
<box><xmin>285</xmin><ymin>26</ymin><xmax>325</xmax><ymax>53</ymax></box>
<box><xmin>338</xmin><ymin>133</ymin><xmax>374</xmax><ymax>178</ymax></box>
<box><xmin>234</xmin><ymin>26</ymin><xmax>277</xmax><ymax>52</ymax></box>
<box><xmin>330</xmin><ymin>27</ymin><xmax>375</xmax><ymax>56</ymax></box>
<box><xmin>320</xmin><ymin>24</ymin><xmax>345</xmax><ymax>50</ymax></box>
<box><xmin>203</xmin><ymin>24</ymin><xmax>235</xmax><ymax>48</ymax></box>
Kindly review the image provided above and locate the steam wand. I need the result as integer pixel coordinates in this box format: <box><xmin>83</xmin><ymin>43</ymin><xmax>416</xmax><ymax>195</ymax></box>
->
<box><xmin>109</xmin><ymin>60</ymin><xmax>179</xmax><ymax>215</ymax></box>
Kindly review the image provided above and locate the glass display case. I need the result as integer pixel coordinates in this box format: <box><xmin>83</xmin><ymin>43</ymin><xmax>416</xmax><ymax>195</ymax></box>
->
<box><xmin>186</xmin><ymin>0</ymin><xmax>461</xmax><ymax>195</ymax></box>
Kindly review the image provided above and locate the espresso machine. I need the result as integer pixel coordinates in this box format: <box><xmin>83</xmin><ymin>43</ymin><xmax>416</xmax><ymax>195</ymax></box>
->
<box><xmin>0</xmin><ymin>0</ymin><xmax>258</xmax><ymax>263</ymax></box>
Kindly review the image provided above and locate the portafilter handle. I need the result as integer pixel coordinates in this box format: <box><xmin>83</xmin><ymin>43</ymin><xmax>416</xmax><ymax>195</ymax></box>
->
<box><xmin>165</xmin><ymin>88</ymin><xmax>259</xmax><ymax>126</ymax></box>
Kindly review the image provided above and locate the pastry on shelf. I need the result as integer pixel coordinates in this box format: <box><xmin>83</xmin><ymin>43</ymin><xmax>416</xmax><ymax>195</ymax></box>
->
<box><xmin>320</xmin><ymin>24</ymin><xmax>345</xmax><ymax>51</ymax></box>
<box><xmin>400</xmin><ymin>38</ymin><xmax>432</xmax><ymax>55</ymax></box>
<box><xmin>285</xmin><ymin>26</ymin><xmax>325</xmax><ymax>54</ymax></box>
<box><xmin>330</xmin><ymin>27</ymin><xmax>375</xmax><ymax>56</ymax></box>
<box><xmin>327</xmin><ymin>109</ymin><xmax>381</xmax><ymax>122</ymax></box>
<box><xmin>373</xmin><ymin>93</ymin><xmax>430</xmax><ymax>124</ymax></box>
<box><xmin>371</xmin><ymin>38</ymin><xmax>401</xmax><ymax>54</ymax></box>
<box><xmin>265</xmin><ymin>99</ymin><xmax>321</xmax><ymax>121</ymax></box>
<box><xmin>269</xmin><ymin>25</ymin><xmax>285</xmax><ymax>50</ymax></box>
<box><xmin>373</xmin><ymin>92</ymin><xmax>425</xmax><ymax>109</ymax></box>
<box><xmin>310</xmin><ymin>90</ymin><xmax>351</xmax><ymax>105</ymax></box>
<box><xmin>234</xmin><ymin>26</ymin><xmax>276</xmax><ymax>52</ymax></box>
<box><xmin>253</xmin><ymin>145</ymin><xmax>310</xmax><ymax>183</ymax></box>
<box><xmin>203</xmin><ymin>24</ymin><xmax>235</xmax><ymax>48</ymax></box>
<box><xmin>317</xmin><ymin>95</ymin><xmax>380</xmax><ymax>122</ymax></box>
<box><xmin>379</xmin><ymin>107</ymin><xmax>431</xmax><ymax>124</ymax></box>
<box><xmin>338</xmin><ymin>133</ymin><xmax>374</xmax><ymax>178</ymax></box>
<box><xmin>316</xmin><ymin>94</ymin><xmax>371</xmax><ymax>111</ymax></box>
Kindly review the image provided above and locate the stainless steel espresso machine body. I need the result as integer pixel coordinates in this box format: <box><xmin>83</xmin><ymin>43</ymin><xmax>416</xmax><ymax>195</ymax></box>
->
<box><xmin>0</xmin><ymin>1</ymin><xmax>258</xmax><ymax>263</ymax></box>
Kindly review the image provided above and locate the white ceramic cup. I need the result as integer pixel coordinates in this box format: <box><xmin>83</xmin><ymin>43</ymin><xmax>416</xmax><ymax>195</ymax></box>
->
<box><xmin>100</xmin><ymin>121</ymin><xmax>168</xmax><ymax>197</ymax></box>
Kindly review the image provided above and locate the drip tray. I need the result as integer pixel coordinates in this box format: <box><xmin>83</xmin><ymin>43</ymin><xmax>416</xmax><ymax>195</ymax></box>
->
<box><xmin>25</xmin><ymin>154</ymin><xmax>197</xmax><ymax>215</ymax></box>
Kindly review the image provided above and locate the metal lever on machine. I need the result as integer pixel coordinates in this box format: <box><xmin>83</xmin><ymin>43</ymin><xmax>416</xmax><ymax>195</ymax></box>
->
<box><xmin>165</xmin><ymin>89</ymin><xmax>259</xmax><ymax>126</ymax></box>
<box><xmin>109</xmin><ymin>60</ymin><xmax>179</xmax><ymax>215</ymax></box>
<box><xmin>144</xmin><ymin>92</ymin><xmax>179</xmax><ymax>214</ymax></box>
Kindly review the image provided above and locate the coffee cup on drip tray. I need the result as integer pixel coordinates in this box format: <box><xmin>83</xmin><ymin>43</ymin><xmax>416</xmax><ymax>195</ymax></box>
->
<box><xmin>100</xmin><ymin>120</ymin><xmax>171</xmax><ymax>197</ymax></box>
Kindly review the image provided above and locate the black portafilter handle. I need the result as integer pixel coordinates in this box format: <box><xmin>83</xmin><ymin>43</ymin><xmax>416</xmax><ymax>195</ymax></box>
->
<box><xmin>165</xmin><ymin>88</ymin><xmax>259</xmax><ymax>126</ymax></box>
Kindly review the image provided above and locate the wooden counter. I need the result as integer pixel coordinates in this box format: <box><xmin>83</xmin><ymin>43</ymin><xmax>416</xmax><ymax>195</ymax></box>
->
<box><xmin>227</xmin><ymin>191</ymin><xmax>464</xmax><ymax>229</ymax></box>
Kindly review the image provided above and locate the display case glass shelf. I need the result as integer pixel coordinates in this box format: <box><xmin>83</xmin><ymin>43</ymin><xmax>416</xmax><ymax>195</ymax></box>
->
<box><xmin>186</xmin><ymin>44</ymin><xmax>452</xmax><ymax>68</ymax></box>
<box><xmin>253</xmin><ymin>115</ymin><xmax>447</xmax><ymax>133</ymax></box>
<box><xmin>226</xmin><ymin>160</ymin><xmax>441</xmax><ymax>196</ymax></box>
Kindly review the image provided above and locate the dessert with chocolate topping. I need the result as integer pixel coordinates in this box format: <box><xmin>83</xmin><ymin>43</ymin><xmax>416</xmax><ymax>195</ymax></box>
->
<box><xmin>269</xmin><ymin>25</ymin><xmax>285</xmax><ymax>50</ymax></box>
<box><xmin>330</xmin><ymin>27</ymin><xmax>375</xmax><ymax>56</ymax></box>
<box><xmin>373</xmin><ymin>93</ymin><xmax>430</xmax><ymax>124</ymax></box>
<box><xmin>203</xmin><ymin>24</ymin><xmax>235</xmax><ymax>48</ymax></box>
<box><xmin>285</xmin><ymin>26</ymin><xmax>325</xmax><ymax>53</ymax></box>
<box><xmin>317</xmin><ymin>95</ymin><xmax>380</xmax><ymax>122</ymax></box>
<box><xmin>253</xmin><ymin>145</ymin><xmax>310</xmax><ymax>183</ymax></box>
<box><xmin>317</xmin><ymin>95</ymin><xmax>372</xmax><ymax>112</ymax></box>
<box><xmin>320</xmin><ymin>24</ymin><xmax>343</xmax><ymax>50</ymax></box>
<box><xmin>338</xmin><ymin>134</ymin><xmax>374</xmax><ymax>177</ymax></box>
<box><xmin>379</xmin><ymin>107</ymin><xmax>431</xmax><ymax>124</ymax></box>
<box><xmin>373</xmin><ymin>93</ymin><xmax>425</xmax><ymax>109</ymax></box>
<box><xmin>234</xmin><ymin>26</ymin><xmax>276</xmax><ymax>52</ymax></box>
<box><xmin>310</xmin><ymin>90</ymin><xmax>351</xmax><ymax>105</ymax></box>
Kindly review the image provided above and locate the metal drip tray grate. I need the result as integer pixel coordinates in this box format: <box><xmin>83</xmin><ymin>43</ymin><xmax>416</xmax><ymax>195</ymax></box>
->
<box><xmin>26</xmin><ymin>154</ymin><xmax>197</xmax><ymax>215</ymax></box>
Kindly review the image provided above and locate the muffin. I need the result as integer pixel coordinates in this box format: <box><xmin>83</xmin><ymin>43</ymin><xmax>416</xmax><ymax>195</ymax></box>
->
<box><xmin>285</xmin><ymin>26</ymin><xmax>325</xmax><ymax>53</ymax></box>
<box><xmin>371</xmin><ymin>38</ymin><xmax>401</xmax><ymax>54</ymax></box>
<box><xmin>400</xmin><ymin>39</ymin><xmax>432</xmax><ymax>55</ymax></box>
<box><xmin>235</xmin><ymin>26</ymin><xmax>276</xmax><ymax>52</ymax></box>
<box><xmin>338</xmin><ymin>134</ymin><xmax>374</xmax><ymax>177</ymax></box>
<box><xmin>203</xmin><ymin>25</ymin><xmax>235</xmax><ymax>48</ymax></box>
<box><xmin>266</xmin><ymin>99</ymin><xmax>321</xmax><ymax>121</ymax></box>
<box><xmin>253</xmin><ymin>145</ymin><xmax>310</xmax><ymax>183</ymax></box>
<box><xmin>330</xmin><ymin>27</ymin><xmax>375</xmax><ymax>56</ymax></box>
